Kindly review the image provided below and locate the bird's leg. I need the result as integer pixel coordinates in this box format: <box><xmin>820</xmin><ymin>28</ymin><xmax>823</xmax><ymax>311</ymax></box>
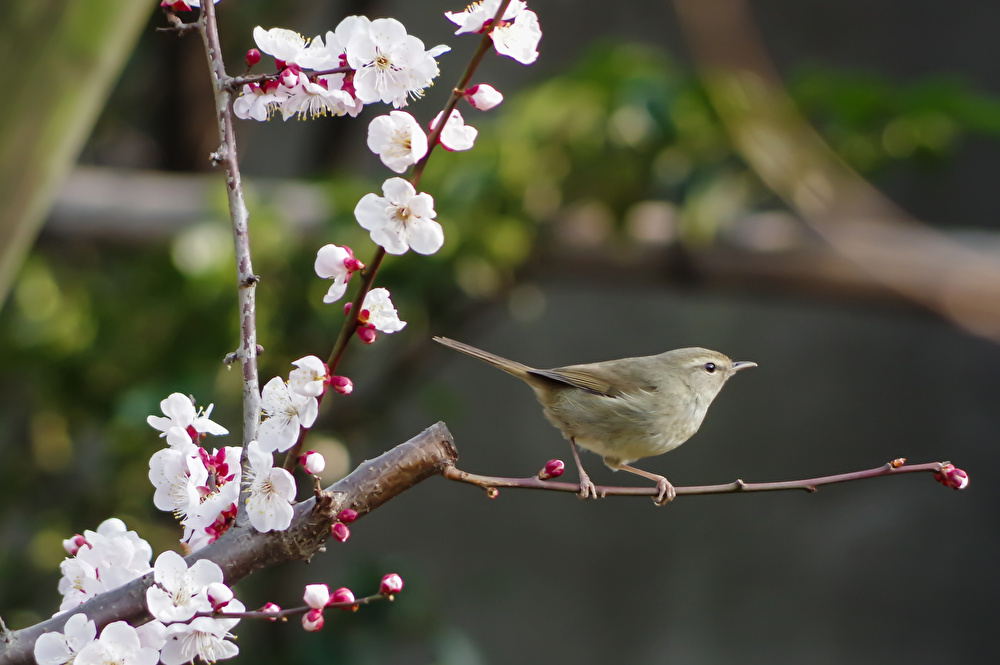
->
<box><xmin>617</xmin><ymin>464</ymin><xmax>676</xmax><ymax>505</ymax></box>
<box><xmin>568</xmin><ymin>438</ymin><xmax>599</xmax><ymax>500</ymax></box>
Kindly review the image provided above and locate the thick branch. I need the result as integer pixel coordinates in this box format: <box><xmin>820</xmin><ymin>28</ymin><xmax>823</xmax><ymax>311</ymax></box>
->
<box><xmin>0</xmin><ymin>423</ymin><xmax>457</xmax><ymax>665</ymax></box>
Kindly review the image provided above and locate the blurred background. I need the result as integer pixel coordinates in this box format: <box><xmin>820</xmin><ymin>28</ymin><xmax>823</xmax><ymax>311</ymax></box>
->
<box><xmin>1</xmin><ymin>0</ymin><xmax>998</xmax><ymax>663</ymax></box>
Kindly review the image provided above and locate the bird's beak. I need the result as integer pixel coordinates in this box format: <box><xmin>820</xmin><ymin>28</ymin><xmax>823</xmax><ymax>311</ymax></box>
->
<box><xmin>731</xmin><ymin>361</ymin><xmax>757</xmax><ymax>372</ymax></box>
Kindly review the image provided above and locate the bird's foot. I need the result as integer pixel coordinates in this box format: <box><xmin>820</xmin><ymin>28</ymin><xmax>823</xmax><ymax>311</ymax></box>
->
<box><xmin>577</xmin><ymin>472</ymin><xmax>599</xmax><ymax>500</ymax></box>
<box><xmin>652</xmin><ymin>478</ymin><xmax>676</xmax><ymax>506</ymax></box>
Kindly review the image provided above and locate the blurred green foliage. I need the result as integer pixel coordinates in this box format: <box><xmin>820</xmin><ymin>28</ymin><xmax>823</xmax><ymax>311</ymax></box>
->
<box><xmin>2</xmin><ymin>36</ymin><xmax>999</xmax><ymax>656</ymax></box>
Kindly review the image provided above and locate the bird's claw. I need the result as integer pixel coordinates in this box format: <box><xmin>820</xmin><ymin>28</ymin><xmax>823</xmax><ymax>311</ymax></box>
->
<box><xmin>652</xmin><ymin>478</ymin><xmax>676</xmax><ymax>506</ymax></box>
<box><xmin>577</xmin><ymin>473</ymin><xmax>599</xmax><ymax>500</ymax></box>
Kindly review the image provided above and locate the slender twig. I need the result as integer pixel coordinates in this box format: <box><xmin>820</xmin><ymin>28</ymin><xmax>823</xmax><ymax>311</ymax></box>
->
<box><xmin>192</xmin><ymin>591</ymin><xmax>394</xmax><ymax>622</ymax></box>
<box><xmin>442</xmin><ymin>459</ymin><xmax>954</xmax><ymax>499</ymax></box>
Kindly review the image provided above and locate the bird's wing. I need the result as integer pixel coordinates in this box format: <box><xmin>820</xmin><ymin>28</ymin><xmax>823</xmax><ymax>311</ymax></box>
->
<box><xmin>529</xmin><ymin>361</ymin><xmax>655</xmax><ymax>398</ymax></box>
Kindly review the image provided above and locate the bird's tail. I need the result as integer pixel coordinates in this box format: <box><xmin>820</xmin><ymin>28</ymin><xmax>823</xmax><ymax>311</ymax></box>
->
<box><xmin>433</xmin><ymin>336</ymin><xmax>534</xmax><ymax>380</ymax></box>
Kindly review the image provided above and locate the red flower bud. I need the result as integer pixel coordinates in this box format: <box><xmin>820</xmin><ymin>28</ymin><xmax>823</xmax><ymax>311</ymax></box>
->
<box><xmin>331</xmin><ymin>522</ymin><xmax>351</xmax><ymax>543</ymax></box>
<box><xmin>302</xmin><ymin>608</ymin><xmax>324</xmax><ymax>632</ymax></box>
<box><xmin>245</xmin><ymin>48</ymin><xmax>262</xmax><ymax>68</ymax></box>
<box><xmin>356</xmin><ymin>325</ymin><xmax>377</xmax><ymax>344</ymax></box>
<box><xmin>337</xmin><ymin>508</ymin><xmax>359</xmax><ymax>523</ymax></box>
<box><xmin>330</xmin><ymin>587</ymin><xmax>356</xmax><ymax>610</ymax></box>
<box><xmin>538</xmin><ymin>458</ymin><xmax>565</xmax><ymax>480</ymax></box>
<box><xmin>933</xmin><ymin>463</ymin><xmax>969</xmax><ymax>490</ymax></box>
<box><xmin>379</xmin><ymin>573</ymin><xmax>404</xmax><ymax>596</ymax></box>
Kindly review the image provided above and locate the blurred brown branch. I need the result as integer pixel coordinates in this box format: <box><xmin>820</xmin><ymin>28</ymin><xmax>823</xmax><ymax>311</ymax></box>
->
<box><xmin>675</xmin><ymin>0</ymin><xmax>1000</xmax><ymax>342</ymax></box>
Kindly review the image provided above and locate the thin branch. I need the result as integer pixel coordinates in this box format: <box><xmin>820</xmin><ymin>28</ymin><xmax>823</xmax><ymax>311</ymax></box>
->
<box><xmin>195</xmin><ymin>0</ymin><xmax>261</xmax><ymax>521</ymax></box>
<box><xmin>442</xmin><ymin>459</ymin><xmax>956</xmax><ymax>499</ymax></box>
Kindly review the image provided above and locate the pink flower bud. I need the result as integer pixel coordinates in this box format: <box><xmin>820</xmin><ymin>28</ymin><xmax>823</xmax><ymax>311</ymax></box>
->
<box><xmin>342</xmin><ymin>246</ymin><xmax>365</xmax><ymax>273</ymax></box>
<box><xmin>379</xmin><ymin>573</ymin><xmax>404</xmax><ymax>596</ymax></box>
<box><xmin>465</xmin><ymin>83</ymin><xmax>503</xmax><ymax>111</ymax></box>
<box><xmin>330</xmin><ymin>587</ymin><xmax>356</xmax><ymax>610</ymax></box>
<box><xmin>259</xmin><ymin>602</ymin><xmax>282</xmax><ymax>621</ymax></box>
<box><xmin>302</xmin><ymin>608</ymin><xmax>325</xmax><ymax>632</ymax></box>
<box><xmin>356</xmin><ymin>325</ymin><xmax>377</xmax><ymax>345</ymax></box>
<box><xmin>279</xmin><ymin>67</ymin><xmax>298</xmax><ymax>88</ymax></box>
<box><xmin>245</xmin><ymin>48</ymin><xmax>262</xmax><ymax>68</ymax></box>
<box><xmin>538</xmin><ymin>458</ymin><xmax>565</xmax><ymax>480</ymax></box>
<box><xmin>343</xmin><ymin>302</ymin><xmax>353</xmax><ymax>315</ymax></box>
<box><xmin>300</xmin><ymin>451</ymin><xmax>326</xmax><ymax>475</ymax></box>
<box><xmin>331</xmin><ymin>522</ymin><xmax>351</xmax><ymax>543</ymax></box>
<box><xmin>303</xmin><ymin>583</ymin><xmax>331</xmax><ymax>609</ymax></box>
<box><xmin>934</xmin><ymin>463</ymin><xmax>969</xmax><ymax>490</ymax></box>
<box><xmin>337</xmin><ymin>508</ymin><xmax>359</xmax><ymax>523</ymax></box>
<box><xmin>63</xmin><ymin>534</ymin><xmax>87</xmax><ymax>556</ymax></box>
<box><xmin>207</xmin><ymin>582</ymin><xmax>234</xmax><ymax>611</ymax></box>
<box><xmin>330</xmin><ymin>375</ymin><xmax>353</xmax><ymax>395</ymax></box>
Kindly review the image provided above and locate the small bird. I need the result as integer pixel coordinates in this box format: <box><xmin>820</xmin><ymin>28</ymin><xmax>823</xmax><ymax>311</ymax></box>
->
<box><xmin>434</xmin><ymin>336</ymin><xmax>756</xmax><ymax>504</ymax></box>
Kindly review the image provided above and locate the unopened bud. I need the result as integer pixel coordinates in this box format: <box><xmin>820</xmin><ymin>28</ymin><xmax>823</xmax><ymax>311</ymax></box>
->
<box><xmin>890</xmin><ymin>457</ymin><xmax>906</xmax><ymax>468</ymax></box>
<box><xmin>330</xmin><ymin>375</ymin><xmax>353</xmax><ymax>395</ymax></box>
<box><xmin>933</xmin><ymin>463</ymin><xmax>969</xmax><ymax>490</ymax></box>
<box><xmin>245</xmin><ymin>48</ymin><xmax>261</xmax><ymax>68</ymax></box>
<box><xmin>356</xmin><ymin>325</ymin><xmax>377</xmax><ymax>345</ymax></box>
<box><xmin>330</xmin><ymin>587</ymin><xmax>356</xmax><ymax>610</ymax></box>
<box><xmin>486</xmin><ymin>487</ymin><xmax>499</xmax><ymax>499</ymax></box>
<box><xmin>538</xmin><ymin>458</ymin><xmax>565</xmax><ymax>480</ymax></box>
<box><xmin>337</xmin><ymin>508</ymin><xmax>359</xmax><ymax>523</ymax></box>
<box><xmin>63</xmin><ymin>534</ymin><xmax>88</xmax><ymax>556</ymax></box>
<box><xmin>259</xmin><ymin>602</ymin><xmax>282</xmax><ymax>621</ymax></box>
<box><xmin>302</xmin><ymin>608</ymin><xmax>324</xmax><ymax>632</ymax></box>
<box><xmin>465</xmin><ymin>83</ymin><xmax>503</xmax><ymax>111</ymax></box>
<box><xmin>207</xmin><ymin>582</ymin><xmax>234</xmax><ymax>611</ymax></box>
<box><xmin>379</xmin><ymin>573</ymin><xmax>404</xmax><ymax>596</ymax></box>
<box><xmin>303</xmin><ymin>583</ymin><xmax>331</xmax><ymax>609</ymax></box>
<box><xmin>300</xmin><ymin>451</ymin><xmax>326</xmax><ymax>475</ymax></box>
<box><xmin>279</xmin><ymin>67</ymin><xmax>298</xmax><ymax>88</ymax></box>
<box><xmin>331</xmin><ymin>522</ymin><xmax>351</xmax><ymax>543</ymax></box>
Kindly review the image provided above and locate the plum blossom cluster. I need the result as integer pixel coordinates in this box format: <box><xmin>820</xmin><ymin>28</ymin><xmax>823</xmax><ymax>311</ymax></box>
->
<box><xmin>57</xmin><ymin>519</ymin><xmax>153</xmax><ymax>613</ymax></box>
<box><xmin>147</xmin><ymin>392</ymin><xmax>300</xmax><ymax>544</ymax></box>
<box><xmin>300</xmin><ymin>574</ymin><xmax>403</xmax><ymax>632</ymax></box>
<box><xmin>445</xmin><ymin>0</ymin><xmax>542</xmax><ymax>65</ymax></box>
<box><xmin>40</xmin><ymin>551</ymin><xmax>242</xmax><ymax>665</ymax></box>
<box><xmin>234</xmin><ymin>17</ymin><xmax>450</xmax><ymax>121</ymax></box>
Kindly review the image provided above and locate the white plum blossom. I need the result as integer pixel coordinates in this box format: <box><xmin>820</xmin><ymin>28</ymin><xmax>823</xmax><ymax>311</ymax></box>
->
<box><xmin>346</xmin><ymin>18</ymin><xmax>449</xmax><ymax>107</ymax></box>
<box><xmin>181</xmin><ymin>475</ymin><xmax>239</xmax><ymax>552</ymax></box>
<box><xmin>34</xmin><ymin>614</ymin><xmax>97</xmax><ymax>665</ymax></box>
<box><xmin>148</xmin><ymin>447</ymin><xmax>206</xmax><ymax>515</ymax></box>
<box><xmin>445</xmin><ymin>0</ymin><xmax>526</xmax><ymax>34</ymax></box>
<box><xmin>279</xmin><ymin>72</ymin><xmax>363</xmax><ymax>120</ymax></box>
<box><xmin>252</xmin><ymin>27</ymin><xmax>311</xmax><ymax>66</ymax></box>
<box><xmin>146</xmin><ymin>551</ymin><xmax>225</xmax><ymax>623</ymax></box>
<box><xmin>258</xmin><ymin>376</ymin><xmax>318</xmax><ymax>453</ymax></box>
<box><xmin>147</xmin><ymin>393</ymin><xmax>228</xmax><ymax>449</ymax></box>
<box><xmin>355</xmin><ymin>178</ymin><xmax>443</xmax><ymax>255</ymax></box>
<box><xmin>159</xmin><ymin>598</ymin><xmax>243</xmax><ymax>665</ymax></box>
<box><xmin>244</xmin><ymin>441</ymin><xmax>296</xmax><ymax>533</ymax></box>
<box><xmin>134</xmin><ymin>621</ymin><xmax>167</xmax><ymax>653</ymax></box>
<box><xmin>491</xmin><ymin>8</ymin><xmax>541</xmax><ymax>64</ymax></box>
<box><xmin>233</xmin><ymin>81</ymin><xmax>287</xmax><ymax>121</ymax></box>
<box><xmin>465</xmin><ymin>83</ymin><xmax>503</xmax><ymax>110</ymax></box>
<box><xmin>58</xmin><ymin>519</ymin><xmax>153</xmax><ymax>612</ymax></box>
<box><xmin>74</xmin><ymin>622</ymin><xmax>159</xmax><ymax>665</ymax></box>
<box><xmin>445</xmin><ymin>1</ymin><xmax>540</xmax><ymax>65</ymax></box>
<box><xmin>288</xmin><ymin>356</ymin><xmax>331</xmax><ymax>397</ymax></box>
<box><xmin>314</xmin><ymin>244</ymin><xmax>363</xmax><ymax>304</ymax></box>
<box><xmin>367</xmin><ymin>111</ymin><xmax>428</xmax><ymax>173</ymax></box>
<box><xmin>431</xmin><ymin>109</ymin><xmax>478</xmax><ymax>151</ymax></box>
<box><xmin>360</xmin><ymin>287</ymin><xmax>407</xmax><ymax>333</ymax></box>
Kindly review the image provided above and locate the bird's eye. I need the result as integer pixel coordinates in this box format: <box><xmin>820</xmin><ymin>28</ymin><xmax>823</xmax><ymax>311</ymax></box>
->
<box><xmin>703</xmin><ymin>362</ymin><xmax>717</xmax><ymax>373</ymax></box>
